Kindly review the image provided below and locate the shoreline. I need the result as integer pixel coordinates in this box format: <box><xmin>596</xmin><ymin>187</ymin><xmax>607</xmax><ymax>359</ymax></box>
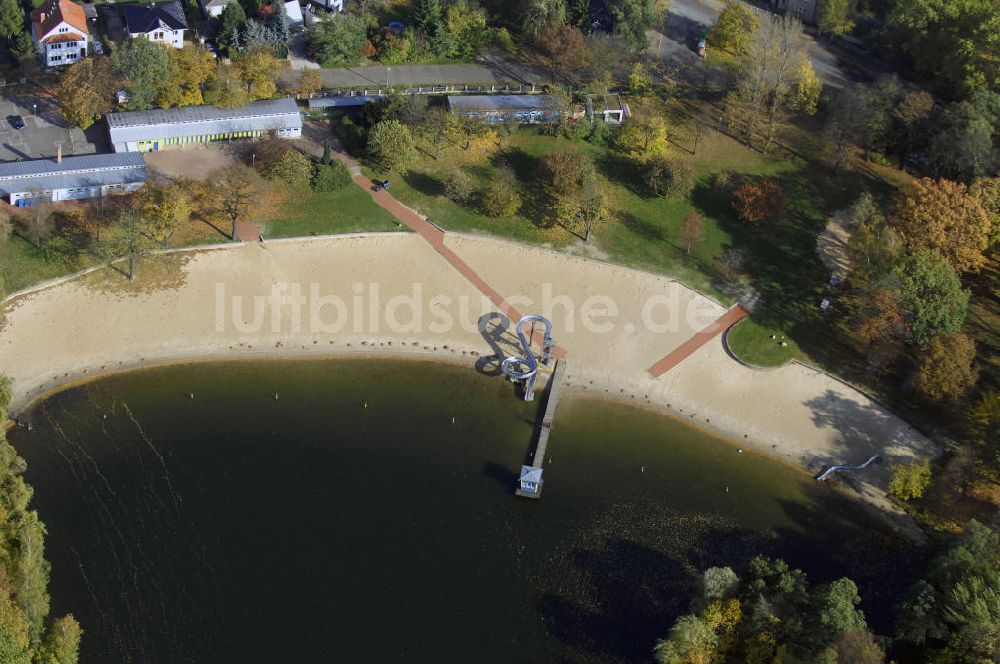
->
<box><xmin>0</xmin><ymin>233</ymin><xmax>936</xmax><ymax>531</ymax></box>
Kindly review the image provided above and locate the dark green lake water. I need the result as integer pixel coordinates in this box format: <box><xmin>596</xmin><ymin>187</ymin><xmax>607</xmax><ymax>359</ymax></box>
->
<box><xmin>10</xmin><ymin>359</ymin><xmax>916</xmax><ymax>663</ymax></box>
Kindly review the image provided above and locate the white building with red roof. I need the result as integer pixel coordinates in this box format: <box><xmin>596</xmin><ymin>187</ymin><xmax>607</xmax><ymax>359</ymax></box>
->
<box><xmin>30</xmin><ymin>0</ymin><xmax>89</xmax><ymax>68</ymax></box>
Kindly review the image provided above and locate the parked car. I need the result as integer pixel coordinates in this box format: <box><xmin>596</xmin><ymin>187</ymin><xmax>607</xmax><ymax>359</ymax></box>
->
<box><xmin>8</xmin><ymin>115</ymin><xmax>24</xmax><ymax>129</ymax></box>
<box><xmin>93</xmin><ymin>41</ymin><xmax>103</xmax><ymax>54</ymax></box>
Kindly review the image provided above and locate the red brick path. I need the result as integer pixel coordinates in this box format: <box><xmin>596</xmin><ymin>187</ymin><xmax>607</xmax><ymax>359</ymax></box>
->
<box><xmin>646</xmin><ymin>305</ymin><xmax>749</xmax><ymax>377</ymax></box>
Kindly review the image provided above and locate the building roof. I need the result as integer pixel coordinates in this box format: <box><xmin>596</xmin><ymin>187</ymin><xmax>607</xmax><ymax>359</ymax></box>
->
<box><xmin>308</xmin><ymin>95</ymin><xmax>383</xmax><ymax>109</ymax></box>
<box><xmin>30</xmin><ymin>0</ymin><xmax>89</xmax><ymax>41</ymax></box>
<box><xmin>122</xmin><ymin>0</ymin><xmax>187</xmax><ymax>33</ymax></box>
<box><xmin>0</xmin><ymin>153</ymin><xmax>148</xmax><ymax>195</ymax></box>
<box><xmin>284</xmin><ymin>0</ymin><xmax>303</xmax><ymax>25</ymax></box>
<box><xmin>106</xmin><ymin>98</ymin><xmax>303</xmax><ymax>144</ymax></box>
<box><xmin>447</xmin><ymin>95</ymin><xmax>555</xmax><ymax>113</ymax></box>
<box><xmin>199</xmin><ymin>0</ymin><xmax>236</xmax><ymax>7</ymax></box>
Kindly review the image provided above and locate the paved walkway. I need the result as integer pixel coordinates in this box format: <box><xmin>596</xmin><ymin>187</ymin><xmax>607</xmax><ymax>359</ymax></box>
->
<box><xmin>278</xmin><ymin>60</ymin><xmax>549</xmax><ymax>90</ymax></box>
<box><xmin>236</xmin><ymin>219</ymin><xmax>262</xmax><ymax>242</ymax></box>
<box><xmin>647</xmin><ymin>304</ymin><xmax>748</xmax><ymax>377</ymax></box>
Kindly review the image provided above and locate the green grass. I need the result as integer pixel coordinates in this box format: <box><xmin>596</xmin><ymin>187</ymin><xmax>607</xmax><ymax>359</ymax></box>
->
<box><xmin>259</xmin><ymin>186</ymin><xmax>402</xmax><ymax>238</ymax></box>
<box><xmin>726</xmin><ymin>318</ymin><xmax>807</xmax><ymax>367</ymax></box>
<box><xmin>0</xmin><ymin>235</ymin><xmax>99</xmax><ymax>295</ymax></box>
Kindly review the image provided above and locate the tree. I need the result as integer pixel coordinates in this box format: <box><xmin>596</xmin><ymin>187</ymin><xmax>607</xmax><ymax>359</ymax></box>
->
<box><xmin>785</xmin><ymin>60</ymin><xmax>821</xmax><ymax>116</ymax></box>
<box><xmin>893</xmin><ymin>250</ymin><xmax>969</xmax><ymax>345</ymax></box>
<box><xmin>653</xmin><ymin>614</ymin><xmax>718</xmax><ymax>664</ymax></box>
<box><xmin>58</xmin><ymin>57</ymin><xmax>118</xmax><ymax>129</ymax></box>
<box><xmin>604</xmin><ymin>0</ymin><xmax>669</xmax><ymax>50</ymax></box>
<box><xmin>234</xmin><ymin>48</ymin><xmax>281</xmax><ymax>100</ymax></box>
<box><xmin>889</xmin><ymin>459</ymin><xmax>933</xmax><ymax>501</ymax></box>
<box><xmin>898</xmin><ymin>520</ymin><xmax>1000</xmax><ymax>661</ymax></box>
<box><xmin>970</xmin><ymin>176</ymin><xmax>1000</xmax><ymax>246</ymax></box>
<box><xmin>267</xmin><ymin>0</ymin><xmax>291</xmax><ymax>47</ymax></box>
<box><xmin>520</xmin><ymin>0</ymin><xmax>567</xmax><ymax>38</ymax></box>
<box><xmin>889</xmin><ymin>178</ymin><xmax>992</xmax><ymax>274</ymax></box>
<box><xmin>296</xmin><ymin>68</ymin><xmax>322</xmax><ymax>96</ymax></box>
<box><xmin>101</xmin><ymin>211</ymin><xmax>158</xmax><ymax>281</ymax></box>
<box><xmin>0</xmin><ymin>0</ymin><xmax>23</xmax><ymax>40</ymax></box>
<box><xmin>157</xmin><ymin>44</ymin><xmax>215</xmax><ymax>108</ymax></box>
<box><xmin>367</xmin><ymin>120</ymin><xmax>416</xmax><ymax>173</ymax></box>
<box><xmin>443</xmin><ymin>169</ymin><xmax>473</xmax><ymax>202</ymax></box>
<box><xmin>645</xmin><ymin>155</ymin><xmax>695</xmax><ymax>199</ymax></box>
<box><xmin>852</xmin><ymin>283</ymin><xmax>907</xmax><ymax>346</ymax></box>
<box><xmin>312</xmin><ymin>161</ymin><xmax>353</xmax><ymax>192</ymax></box>
<box><xmin>616</xmin><ymin>116</ymin><xmax>669</xmax><ymax>162</ymax></box>
<box><xmin>679</xmin><ymin>212</ymin><xmax>704</xmax><ymax>255</ymax></box>
<box><xmin>846</xmin><ymin>193</ymin><xmax>901</xmax><ymax>282</ymax></box>
<box><xmin>813</xmin><ymin>578</ymin><xmax>868</xmax><ymax>646</ymax></box>
<box><xmin>268</xmin><ymin>148</ymin><xmax>314</xmax><ymax>188</ymax></box>
<box><xmin>732</xmin><ymin>179</ymin><xmax>786</xmax><ymax>224</ymax></box>
<box><xmin>442</xmin><ymin>0</ymin><xmax>490</xmax><ymax>59</ymax></box>
<box><xmin>308</xmin><ymin>13</ymin><xmax>368</xmax><ymax>67</ymax></box>
<box><xmin>415</xmin><ymin>0</ymin><xmax>443</xmax><ymax>36</ymax></box>
<box><xmin>217</xmin><ymin>1</ymin><xmax>247</xmax><ymax>52</ymax></box>
<box><xmin>15</xmin><ymin>202</ymin><xmax>53</xmax><ymax>248</ymax></box>
<box><xmin>708</xmin><ymin>0</ymin><xmax>757</xmax><ymax>54</ymax></box>
<box><xmin>111</xmin><ymin>37</ymin><xmax>171</xmax><ymax>111</ymax></box>
<box><xmin>131</xmin><ymin>181</ymin><xmax>192</xmax><ymax>247</ymax></box>
<box><xmin>480</xmin><ymin>178</ymin><xmax>522</xmax><ymax>217</ymax></box>
<box><xmin>824</xmin><ymin>85</ymin><xmax>870</xmax><ymax>167</ymax></box>
<box><xmin>887</xmin><ymin>0</ymin><xmax>999</xmax><ymax>96</ymax></box>
<box><xmin>628</xmin><ymin>62</ymin><xmax>651</xmax><ymax>95</ymax></box>
<box><xmin>0</xmin><ymin>374</ymin><xmax>12</xmax><ymax>411</ymax></box>
<box><xmin>212</xmin><ymin>164</ymin><xmax>261</xmax><ymax>240</ymax></box>
<box><xmin>202</xmin><ymin>64</ymin><xmax>250</xmax><ymax>109</ymax></box>
<box><xmin>929</xmin><ymin>98</ymin><xmax>997</xmax><ymax>183</ymax></box>
<box><xmin>539</xmin><ymin>20</ymin><xmax>587</xmax><ymax>73</ymax></box>
<box><xmin>0</xmin><ymin>595</ymin><xmax>31</xmax><ymax>664</ymax></box>
<box><xmin>893</xmin><ymin>90</ymin><xmax>935</xmax><ymax>167</ymax></box>
<box><xmin>240</xmin><ymin>0</ymin><xmax>262</xmax><ymax>17</ymax></box>
<box><xmin>34</xmin><ymin>614</ymin><xmax>82</xmax><ymax>664</ymax></box>
<box><xmin>915</xmin><ymin>332</ymin><xmax>979</xmax><ymax>401</ymax></box>
<box><xmin>418</xmin><ymin>108</ymin><xmax>463</xmax><ymax>160</ymax></box>
<box><xmin>817</xmin><ymin>0</ymin><xmax>855</xmax><ymax>37</ymax></box>
<box><xmin>822</xmin><ymin>630</ymin><xmax>885</xmax><ymax>664</ymax></box>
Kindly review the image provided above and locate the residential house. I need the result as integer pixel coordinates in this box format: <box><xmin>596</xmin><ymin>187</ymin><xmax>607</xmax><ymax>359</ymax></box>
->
<box><xmin>198</xmin><ymin>0</ymin><xmax>238</xmax><ymax>18</ymax></box>
<box><xmin>122</xmin><ymin>0</ymin><xmax>187</xmax><ymax>49</ymax></box>
<box><xmin>766</xmin><ymin>0</ymin><xmax>821</xmax><ymax>24</ymax></box>
<box><xmin>106</xmin><ymin>98</ymin><xmax>303</xmax><ymax>153</ymax></box>
<box><xmin>309</xmin><ymin>0</ymin><xmax>344</xmax><ymax>13</ymax></box>
<box><xmin>29</xmin><ymin>0</ymin><xmax>89</xmax><ymax>68</ymax></box>
<box><xmin>285</xmin><ymin>0</ymin><xmax>303</xmax><ymax>28</ymax></box>
<box><xmin>0</xmin><ymin>153</ymin><xmax>148</xmax><ymax>206</ymax></box>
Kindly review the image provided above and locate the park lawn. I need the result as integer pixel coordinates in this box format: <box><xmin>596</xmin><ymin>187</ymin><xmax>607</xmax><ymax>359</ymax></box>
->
<box><xmin>259</xmin><ymin>186</ymin><xmax>402</xmax><ymax>238</ymax></box>
<box><xmin>726</xmin><ymin>318</ymin><xmax>807</xmax><ymax>367</ymax></box>
<box><xmin>0</xmin><ymin>236</ymin><xmax>100</xmax><ymax>294</ymax></box>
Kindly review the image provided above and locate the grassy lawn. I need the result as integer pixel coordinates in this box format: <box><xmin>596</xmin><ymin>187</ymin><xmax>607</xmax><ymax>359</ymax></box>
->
<box><xmin>0</xmin><ymin>236</ymin><xmax>100</xmax><ymax>294</ymax></box>
<box><xmin>726</xmin><ymin>318</ymin><xmax>807</xmax><ymax>367</ymax></box>
<box><xmin>259</xmin><ymin>186</ymin><xmax>402</xmax><ymax>238</ymax></box>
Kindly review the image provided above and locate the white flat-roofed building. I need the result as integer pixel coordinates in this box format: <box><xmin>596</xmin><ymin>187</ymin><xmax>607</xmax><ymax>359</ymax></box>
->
<box><xmin>106</xmin><ymin>98</ymin><xmax>303</xmax><ymax>153</ymax></box>
<box><xmin>0</xmin><ymin>153</ymin><xmax>148</xmax><ymax>206</ymax></box>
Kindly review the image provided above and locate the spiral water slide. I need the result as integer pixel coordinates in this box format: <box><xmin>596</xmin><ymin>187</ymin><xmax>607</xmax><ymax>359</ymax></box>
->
<box><xmin>501</xmin><ymin>315</ymin><xmax>555</xmax><ymax>401</ymax></box>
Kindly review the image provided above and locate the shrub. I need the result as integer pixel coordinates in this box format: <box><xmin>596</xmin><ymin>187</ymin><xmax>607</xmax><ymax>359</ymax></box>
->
<box><xmin>889</xmin><ymin>459</ymin><xmax>932</xmax><ymax>502</ymax></box>
<box><xmin>312</xmin><ymin>161</ymin><xmax>353</xmax><ymax>192</ymax></box>
<box><xmin>646</xmin><ymin>156</ymin><xmax>696</xmax><ymax>199</ymax></box>
<box><xmin>731</xmin><ymin>179</ymin><xmax>786</xmax><ymax>224</ymax></box>
<box><xmin>443</xmin><ymin>169</ymin><xmax>473</xmax><ymax>203</ymax></box>
<box><xmin>480</xmin><ymin>179</ymin><xmax>522</xmax><ymax>217</ymax></box>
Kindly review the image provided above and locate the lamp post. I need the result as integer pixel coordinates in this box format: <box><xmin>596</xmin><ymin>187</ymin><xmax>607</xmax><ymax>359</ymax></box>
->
<box><xmin>252</xmin><ymin>152</ymin><xmax>256</xmax><ymax>168</ymax></box>
<box><xmin>32</xmin><ymin>103</ymin><xmax>36</xmax><ymax>116</ymax></box>
<box><xmin>386</xmin><ymin>66</ymin><xmax>390</xmax><ymax>90</ymax></box>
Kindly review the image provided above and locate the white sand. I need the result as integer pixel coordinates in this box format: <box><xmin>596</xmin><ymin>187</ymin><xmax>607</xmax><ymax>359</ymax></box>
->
<box><xmin>0</xmin><ymin>232</ymin><xmax>935</xmax><ymax>514</ymax></box>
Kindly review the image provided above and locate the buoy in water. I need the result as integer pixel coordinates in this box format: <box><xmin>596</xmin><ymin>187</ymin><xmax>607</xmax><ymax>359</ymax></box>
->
<box><xmin>451</xmin><ymin>416</ymin><xmax>456</xmax><ymax>424</ymax></box>
<box><xmin>189</xmin><ymin>393</ymin><xmax>194</xmax><ymax>399</ymax></box>
<box><xmin>641</xmin><ymin>466</ymin><xmax>645</xmax><ymax>473</ymax></box>
<box><xmin>273</xmin><ymin>393</ymin><xmax>279</xmax><ymax>400</ymax></box>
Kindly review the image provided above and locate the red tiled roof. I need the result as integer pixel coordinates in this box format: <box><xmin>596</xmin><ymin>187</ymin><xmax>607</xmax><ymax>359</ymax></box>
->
<box><xmin>30</xmin><ymin>0</ymin><xmax>89</xmax><ymax>42</ymax></box>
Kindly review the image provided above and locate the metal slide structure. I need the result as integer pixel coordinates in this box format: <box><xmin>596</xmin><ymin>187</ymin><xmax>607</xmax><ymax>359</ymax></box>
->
<box><xmin>502</xmin><ymin>315</ymin><xmax>555</xmax><ymax>401</ymax></box>
<box><xmin>816</xmin><ymin>455</ymin><xmax>881</xmax><ymax>481</ymax></box>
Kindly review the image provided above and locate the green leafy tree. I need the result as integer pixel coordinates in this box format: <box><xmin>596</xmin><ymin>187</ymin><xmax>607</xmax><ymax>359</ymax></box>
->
<box><xmin>414</xmin><ymin>0</ymin><xmax>443</xmax><ymax>35</ymax></box>
<box><xmin>653</xmin><ymin>614</ymin><xmax>718</xmax><ymax>664</ymax></box>
<box><xmin>889</xmin><ymin>459</ymin><xmax>933</xmax><ymax>501</ymax></box>
<box><xmin>0</xmin><ymin>0</ymin><xmax>24</xmax><ymax>40</ymax></box>
<box><xmin>234</xmin><ymin>48</ymin><xmax>281</xmax><ymax>100</ymax></box>
<box><xmin>366</xmin><ymin>119</ymin><xmax>416</xmax><ymax>173</ymax></box>
<box><xmin>615</xmin><ymin>116</ymin><xmax>669</xmax><ymax>161</ymax></box>
<box><xmin>969</xmin><ymin>176</ymin><xmax>1000</xmax><ymax>246</ymax></box>
<box><xmin>33</xmin><ymin>614</ymin><xmax>82</xmax><ymax>664</ymax></box>
<box><xmin>217</xmin><ymin>1</ymin><xmax>247</xmax><ymax>53</ymax></box>
<box><xmin>818</xmin><ymin>0</ymin><xmax>855</xmax><ymax>37</ymax></box>
<box><xmin>786</xmin><ymin>60</ymin><xmax>821</xmax><ymax>116</ymax></box>
<box><xmin>520</xmin><ymin>0</ymin><xmax>567</xmax><ymax>38</ymax></box>
<box><xmin>268</xmin><ymin>149</ymin><xmax>314</xmax><ymax>188</ymax></box>
<box><xmin>813</xmin><ymin>578</ymin><xmax>868</xmax><ymax>646</ymax></box>
<box><xmin>100</xmin><ymin>211</ymin><xmax>158</xmax><ymax>281</ymax></box>
<box><xmin>645</xmin><ymin>155</ymin><xmax>695</xmax><ymax>199</ymax></box>
<box><xmin>210</xmin><ymin>164</ymin><xmax>261</xmax><ymax>240</ymax></box>
<box><xmin>0</xmin><ymin>595</ymin><xmax>31</xmax><ymax>664</ymax></box>
<box><xmin>443</xmin><ymin>169</ymin><xmax>473</xmax><ymax>202</ymax></box>
<box><xmin>480</xmin><ymin>177</ymin><xmax>522</xmax><ymax>217</ymax></box>
<box><xmin>929</xmin><ymin>96</ymin><xmax>998</xmax><ymax>184</ymax></box>
<box><xmin>892</xmin><ymin>250</ymin><xmax>970</xmax><ymax>345</ymax></box>
<box><xmin>202</xmin><ymin>64</ymin><xmax>250</xmax><ymax>109</ymax></box>
<box><xmin>708</xmin><ymin>0</ymin><xmax>757</xmax><ymax>54</ymax></box>
<box><xmin>915</xmin><ymin>332</ymin><xmax>979</xmax><ymax>401</ymax></box>
<box><xmin>898</xmin><ymin>520</ymin><xmax>1000</xmax><ymax>661</ymax></box>
<box><xmin>308</xmin><ymin>13</ymin><xmax>367</xmax><ymax>67</ymax></box>
<box><xmin>312</xmin><ymin>161</ymin><xmax>353</xmax><ymax>192</ymax></box>
<box><xmin>605</xmin><ymin>0</ymin><xmax>669</xmax><ymax>50</ymax></box>
<box><xmin>111</xmin><ymin>37</ymin><xmax>171</xmax><ymax>111</ymax></box>
<box><xmin>887</xmin><ymin>0</ymin><xmax>999</xmax><ymax>96</ymax></box>
<box><xmin>627</xmin><ymin>61</ymin><xmax>651</xmax><ymax>95</ymax></box>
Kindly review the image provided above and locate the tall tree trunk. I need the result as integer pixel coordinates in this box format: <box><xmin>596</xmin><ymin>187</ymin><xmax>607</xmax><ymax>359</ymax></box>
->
<box><xmin>231</xmin><ymin>215</ymin><xmax>238</xmax><ymax>241</ymax></box>
<box><xmin>128</xmin><ymin>254</ymin><xmax>135</xmax><ymax>282</ymax></box>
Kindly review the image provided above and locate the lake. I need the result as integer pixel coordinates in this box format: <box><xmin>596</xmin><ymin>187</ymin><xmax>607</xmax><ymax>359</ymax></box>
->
<box><xmin>10</xmin><ymin>358</ymin><xmax>917</xmax><ymax>663</ymax></box>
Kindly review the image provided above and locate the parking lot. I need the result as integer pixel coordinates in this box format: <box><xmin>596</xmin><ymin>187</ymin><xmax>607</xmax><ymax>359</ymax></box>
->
<box><xmin>0</xmin><ymin>83</ymin><xmax>104</xmax><ymax>162</ymax></box>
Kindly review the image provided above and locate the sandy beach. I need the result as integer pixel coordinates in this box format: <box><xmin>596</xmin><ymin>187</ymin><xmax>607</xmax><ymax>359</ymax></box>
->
<box><xmin>0</xmin><ymin>232</ymin><xmax>935</xmax><ymax>512</ymax></box>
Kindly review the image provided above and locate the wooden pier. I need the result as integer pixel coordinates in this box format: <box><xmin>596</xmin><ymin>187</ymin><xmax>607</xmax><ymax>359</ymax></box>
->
<box><xmin>516</xmin><ymin>359</ymin><xmax>566</xmax><ymax>499</ymax></box>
